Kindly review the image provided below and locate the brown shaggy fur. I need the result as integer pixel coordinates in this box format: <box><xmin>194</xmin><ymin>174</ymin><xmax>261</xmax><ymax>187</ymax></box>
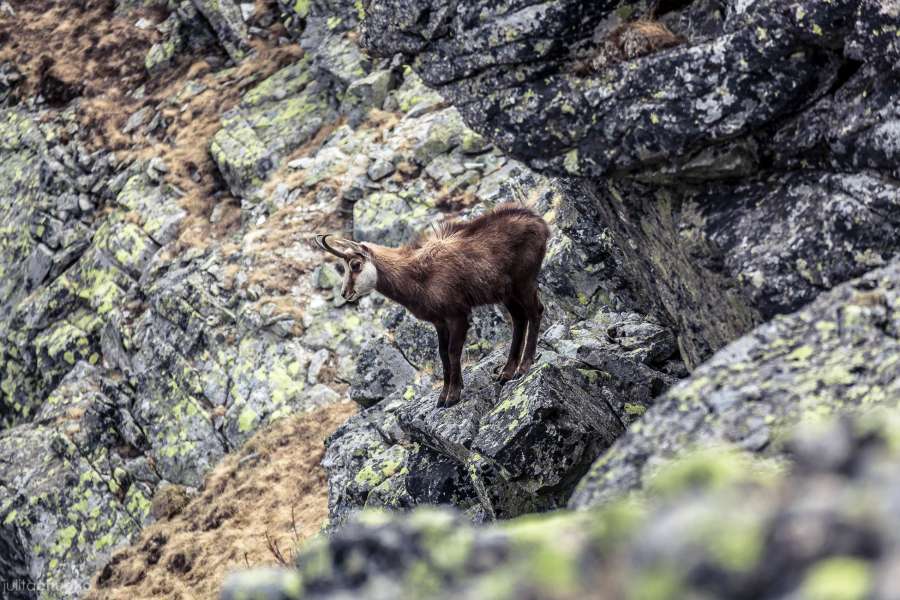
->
<box><xmin>571</xmin><ymin>20</ymin><xmax>684</xmax><ymax>76</ymax></box>
<box><xmin>317</xmin><ymin>204</ymin><xmax>550</xmax><ymax>407</ymax></box>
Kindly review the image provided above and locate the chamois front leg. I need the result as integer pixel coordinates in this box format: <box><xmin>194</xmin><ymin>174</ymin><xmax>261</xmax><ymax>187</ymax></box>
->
<box><xmin>442</xmin><ymin>314</ymin><xmax>470</xmax><ymax>408</ymax></box>
<box><xmin>435</xmin><ymin>322</ymin><xmax>451</xmax><ymax>406</ymax></box>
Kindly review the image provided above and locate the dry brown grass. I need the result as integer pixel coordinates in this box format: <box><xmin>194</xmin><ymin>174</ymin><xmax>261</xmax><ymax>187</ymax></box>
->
<box><xmin>1</xmin><ymin>0</ymin><xmax>305</xmax><ymax>249</ymax></box>
<box><xmin>87</xmin><ymin>402</ymin><xmax>357</xmax><ymax>600</ymax></box>
<box><xmin>571</xmin><ymin>19</ymin><xmax>684</xmax><ymax>76</ymax></box>
<box><xmin>0</xmin><ymin>0</ymin><xmax>162</xmax><ymax>109</ymax></box>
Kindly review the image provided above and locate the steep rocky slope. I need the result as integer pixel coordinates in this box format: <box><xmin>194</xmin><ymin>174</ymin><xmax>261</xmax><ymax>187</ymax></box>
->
<box><xmin>87</xmin><ymin>402</ymin><xmax>356</xmax><ymax>600</ymax></box>
<box><xmin>1</xmin><ymin>0</ymin><xmax>898</xmax><ymax>598</ymax></box>
<box><xmin>220</xmin><ymin>0</ymin><xmax>900</xmax><ymax>598</ymax></box>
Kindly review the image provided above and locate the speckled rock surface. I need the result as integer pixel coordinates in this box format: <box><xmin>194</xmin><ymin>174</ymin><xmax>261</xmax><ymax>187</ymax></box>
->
<box><xmin>325</xmin><ymin>308</ymin><xmax>677</xmax><ymax>526</ymax></box>
<box><xmin>210</xmin><ymin>56</ymin><xmax>339</xmax><ymax>201</ymax></box>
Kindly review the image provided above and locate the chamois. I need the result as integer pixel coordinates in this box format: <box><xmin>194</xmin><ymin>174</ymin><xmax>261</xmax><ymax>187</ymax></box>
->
<box><xmin>315</xmin><ymin>204</ymin><xmax>550</xmax><ymax>408</ymax></box>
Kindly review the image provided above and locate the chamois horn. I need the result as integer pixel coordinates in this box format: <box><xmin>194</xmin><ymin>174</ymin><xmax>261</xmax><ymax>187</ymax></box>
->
<box><xmin>315</xmin><ymin>234</ymin><xmax>351</xmax><ymax>259</ymax></box>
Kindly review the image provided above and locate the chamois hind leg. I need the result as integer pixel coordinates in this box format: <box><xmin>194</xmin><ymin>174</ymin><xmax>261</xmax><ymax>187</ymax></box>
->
<box><xmin>515</xmin><ymin>286</ymin><xmax>544</xmax><ymax>379</ymax></box>
<box><xmin>497</xmin><ymin>300</ymin><xmax>527</xmax><ymax>383</ymax></box>
<box><xmin>435</xmin><ymin>322</ymin><xmax>451</xmax><ymax>406</ymax></box>
<box><xmin>443</xmin><ymin>314</ymin><xmax>470</xmax><ymax>408</ymax></box>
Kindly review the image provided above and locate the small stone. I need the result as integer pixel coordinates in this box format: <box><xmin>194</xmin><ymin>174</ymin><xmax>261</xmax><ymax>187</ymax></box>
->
<box><xmin>342</xmin><ymin>69</ymin><xmax>395</xmax><ymax>118</ymax></box>
<box><xmin>306</xmin><ymin>384</ymin><xmax>341</xmax><ymax>406</ymax></box>
<box><xmin>25</xmin><ymin>243</ymin><xmax>53</xmax><ymax>290</ymax></box>
<box><xmin>308</xmin><ymin>349</ymin><xmax>330</xmax><ymax>384</ymax></box>
<box><xmin>122</xmin><ymin>106</ymin><xmax>153</xmax><ymax>133</ymax></box>
<box><xmin>147</xmin><ymin>157</ymin><xmax>168</xmax><ymax>182</ymax></box>
<box><xmin>367</xmin><ymin>158</ymin><xmax>395</xmax><ymax>181</ymax></box>
<box><xmin>313</xmin><ymin>264</ymin><xmax>342</xmax><ymax>291</ymax></box>
<box><xmin>77</xmin><ymin>194</ymin><xmax>94</xmax><ymax>213</ymax></box>
<box><xmin>288</xmin><ymin>157</ymin><xmax>313</xmax><ymax>170</ymax></box>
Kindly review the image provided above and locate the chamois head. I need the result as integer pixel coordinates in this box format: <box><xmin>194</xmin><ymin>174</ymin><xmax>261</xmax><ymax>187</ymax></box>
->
<box><xmin>314</xmin><ymin>235</ymin><xmax>378</xmax><ymax>302</ymax></box>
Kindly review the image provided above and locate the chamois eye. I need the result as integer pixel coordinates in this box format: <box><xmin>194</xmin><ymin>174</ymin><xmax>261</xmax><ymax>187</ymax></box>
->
<box><xmin>350</xmin><ymin>261</ymin><xmax>362</xmax><ymax>273</ymax></box>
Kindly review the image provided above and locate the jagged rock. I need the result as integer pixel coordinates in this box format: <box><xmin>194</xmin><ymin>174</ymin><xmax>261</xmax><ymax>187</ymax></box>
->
<box><xmin>327</xmin><ymin>313</ymin><xmax>675</xmax><ymax>523</ymax></box>
<box><xmin>698</xmin><ymin>171</ymin><xmax>900</xmax><ymax>317</ymax></box>
<box><xmin>387</xmin><ymin>70</ymin><xmax>444</xmax><ymax>115</ymax></box>
<box><xmin>361</xmin><ymin>0</ymin><xmax>854</xmax><ymax>177</ymax></box>
<box><xmin>220</xmin><ymin>410</ymin><xmax>900</xmax><ymax>600</ymax></box>
<box><xmin>342</xmin><ymin>69</ymin><xmax>396</xmax><ymax>123</ymax></box>
<box><xmin>315</xmin><ymin>32</ymin><xmax>371</xmax><ymax>87</ymax></box>
<box><xmin>349</xmin><ymin>339</ymin><xmax>416</xmax><ymax>407</ymax></box>
<box><xmin>571</xmin><ymin>257</ymin><xmax>900</xmax><ymax>509</ymax></box>
<box><xmin>144</xmin><ymin>16</ymin><xmax>186</xmax><ymax>77</ymax></box>
<box><xmin>0</xmin><ymin>364</ymin><xmax>155</xmax><ymax>599</ymax></box>
<box><xmin>366</xmin><ymin>157</ymin><xmax>394</xmax><ymax>181</ymax></box>
<box><xmin>0</xmin><ymin>60</ymin><xmax>23</xmax><ymax>106</ymax></box>
<box><xmin>113</xmin><ymin>173</ymin><xmax>186</xmax><ymax>246</ymax></box>
<box><xmin>352</xmin><ymin>191</ymin><xmax>441</xmax><ymax>245</ymax></box>
<box><xmin>190</xmin><ymin>0</ymin><xmax>250</xmax><ymax>61</ymax></box>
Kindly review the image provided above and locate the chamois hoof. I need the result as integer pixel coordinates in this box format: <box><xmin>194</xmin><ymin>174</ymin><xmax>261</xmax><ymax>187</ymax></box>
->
<box><xmin>443</xmin><ymin>389</ymin><xmax>462</xmax><ymax>408</ymax></box>
<box><xmin>495</xmin><ymin>370</ymin><xmax>517</xmax><ymax>384</ymax></box>
<box><xmin>513</xmin><ymin>363</ymin><xmax>534</xmax><ymax>380</ymax></box>
<box><xmin>436</xmin><ymin>389</ymin><xmax>448</xmax><ymax>408</ymax></box>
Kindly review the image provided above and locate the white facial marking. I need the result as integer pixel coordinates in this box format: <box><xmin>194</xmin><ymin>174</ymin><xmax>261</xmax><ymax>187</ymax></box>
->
<box><xmin>354</xmin><ymin>261</ymin><xmax>378</xmax><ymax>297</ymax></box>
<box><xmin>341</xmin><ymin>260</ymin><xmax>378</xmax><ymax>301</ymax></box>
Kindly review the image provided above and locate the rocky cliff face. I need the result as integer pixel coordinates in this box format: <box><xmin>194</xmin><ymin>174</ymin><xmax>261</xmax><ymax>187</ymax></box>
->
<box><xmin>0</xmin><ymin>0</ymin><xmax>898</xmax><ymax>598</ymax></box>
<box><xmin>222</xmin><ymin>0</ymin><xmax>900</xmax><ymax>598</ymax></box>
<box><xmin>358</xmin><ymin>0</ymin><xmax>900</xmax><ymax>368</ymax></box>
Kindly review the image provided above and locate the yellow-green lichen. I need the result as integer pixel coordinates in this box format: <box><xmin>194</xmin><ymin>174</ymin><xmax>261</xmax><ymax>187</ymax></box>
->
<box><xmin>801</xmin><ymin>557</ymin><xmax>871</xmax><ymax>600</ymax></box>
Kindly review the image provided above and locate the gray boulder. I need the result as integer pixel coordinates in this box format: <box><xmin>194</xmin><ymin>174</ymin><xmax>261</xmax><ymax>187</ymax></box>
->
<box><xmin>191</xmin><ymin>0</ymin><xmax>251</xmax><ymax>61</ymax></box>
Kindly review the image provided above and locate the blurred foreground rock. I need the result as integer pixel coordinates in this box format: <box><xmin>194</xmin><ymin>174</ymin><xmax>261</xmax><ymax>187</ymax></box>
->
<box><xmin>222</xmin><ymin>409</ymin><xmax>900</xmax><ymax>600</ymax></box>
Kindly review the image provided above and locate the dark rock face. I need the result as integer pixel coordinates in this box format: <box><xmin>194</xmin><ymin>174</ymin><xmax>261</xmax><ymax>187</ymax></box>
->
<box><xmin>571</xmin><ymin>257</ymin><xmax>900</xmax><ymax>509</ymax></box>
<box><xmin>359</xmin><ymin>0</ymin><xmax>900</xmax><ymax>366</ymax></box>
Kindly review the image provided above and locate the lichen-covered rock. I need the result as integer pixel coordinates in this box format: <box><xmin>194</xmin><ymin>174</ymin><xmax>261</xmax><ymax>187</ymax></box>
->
<box><xmin>210</xmin><ymin>57</ymin><xmax>339</xmax><ymax>200</ymax></box>
<box><xmin>349</xmin><ymin>339</ymin><xmax>416</xmax><ymax>407</ymax></box>
<box><xmin>342</xmin><ymin>69</ymin><xmax>396</xmax><ymax>124</ymax></box>
<box><xmin>361</xmin><ymin>0</ymin><xmax>855</xmax><ymax>177</ymax></box>
<box><xmin>352</xmin><ymin>191</ymin><xmax>441</xmax><ymax>246</ymax></box>
<box><xmin>0</xmin><ymin>364</ymin><xmax>154</xmax><ymax>599</ymax></box>
<box><xmin>571</xmin><ymin>256</ymin><xmax>900</xmax><ymax>509</ymax></box>
<box><xmin>222</xmin><ymin>410</ymin><xmax>900</xmax><ymax>600</ymax></box>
